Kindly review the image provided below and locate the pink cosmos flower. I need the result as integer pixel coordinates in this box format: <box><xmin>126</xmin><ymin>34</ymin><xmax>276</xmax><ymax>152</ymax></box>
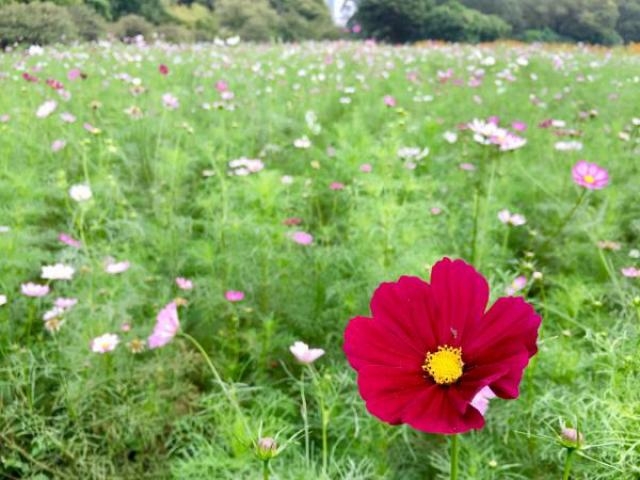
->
<box><xmin>21</xmin><ymin>283</ymin><xmax>50</xmax><ymax>297</ymax></box>
<box><xmin>497</xmin><ymin>209</ymin><xmax>526</xmax><ymax>227</ymax></box>
<box><xmin>215</xmin><ymin>80</ymin><xmax>229</xmax><ymax>92</ymax></box>
<box><xmin>58</xmin><ymin>233</ymin><xmax>81</xmax><ymax>248</ymax></box>
<box><xmin>91</xmin><ymin>333</ymin><xmax>119</xmax><ymax>353</ymax></box>
<box><xmin>572</xmin><ymin>161</ymin><xmax>609</xmax><ymax>190</ymax></box>
<box><xmin>352</xmin><ymin>24</ymin><xmax>362</xmax><ymax>34</ymax></box>
<box><xmin>105</xmin><ymin>260</ymin><xmax>130</xmax><ymax>274</ymax></box>
<box><xmin>384</xmin><ymin>95</ymin><xmax>397</xmax><ymax>107</ymax></box>
<box><xmin>621</xmin><ymin>267</ymin><xmax>640</xmax><ymax>278</ymax></box>
<box><xmin>290</xmin><ymin>341</ymin><xmax>325</xmax><ymax>364</ymax></box>
<box><xmin>459</xmin><ymin>163</ymin><xmax>476</xmax><ymax>172</ymax></box>
<box><xmin>225</xmin><ymin>290</ymin><xmax>245</xmax><ymax>302</ymax></box>
<box><xmin>360</xmin><ymin>163</ymin><xmax>372</xmax><ymax>173</ymax></box>
<box><xmin>51</xmin><ymin>139</ymin><xmax>66</xmax><ymax>152</ymax></box>
<box><xmin>159</xmin><ymin>64</ymin><xmax>169</xmax><ymax>76</ymax></box>
<box><xmin>148</xmin><ymin>302</ymin><xmax>180</xmax><ymax>349</ymax></box>
<box><xmin>512</xmin><ymin>121</ymin><xmax>527</xmax><ymax>131</ymax></box>
<box><xmin>505</xmin><ymin>276</ymin><xmax>528</xmax><ymax>295</ymax></box>
<box><xmin>176</xmin><ymin>277</ymin><xmax>194</xmax><ymax>290</ymax></box>
<box><xmin>290</xmin><ymin>231</ymin><xmax>313</xmax><ymax>245</ymax></box>
<box><xmin>67</xmin><ymin>69</ymin><xmax>81</xmax><ymax>81</ymax></box>
<box><xmin>330</xmin><ymin>182</ymin><xmax>345</xmax><ymax>190</ymax></box>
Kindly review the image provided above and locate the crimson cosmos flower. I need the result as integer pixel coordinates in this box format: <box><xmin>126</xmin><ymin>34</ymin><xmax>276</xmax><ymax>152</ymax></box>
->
<box><xmin>344</xmin><ymin>258</ymin><xmax>541</xmax><ymax>434</ymax></box>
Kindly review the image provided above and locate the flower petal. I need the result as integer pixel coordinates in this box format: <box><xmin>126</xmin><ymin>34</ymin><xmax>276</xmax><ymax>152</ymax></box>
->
<box><xmin>430</xmin><ymin>258</ymin><xmax>489</xmax><ymax>345</ymax></box>
<box><xmin>402</xmin><ymin>384</ymin><xmax>486</xmax><ymax>434</ymax></box>
<box><xmin>369</xmin><ymin>276</ymin><xmax>439</xmax><ymax>355</ymax></box>
<box><xmin>344</xmin><ymin>316</ymin><xmax>424</xmax><ymax>371</ymax></box>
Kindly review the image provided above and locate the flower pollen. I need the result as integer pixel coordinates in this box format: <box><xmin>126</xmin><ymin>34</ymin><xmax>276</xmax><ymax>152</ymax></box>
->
<box><xmin>423</xmin><ymin>345</ymin><xmax>464</xmax><ymax>385</ymax></box>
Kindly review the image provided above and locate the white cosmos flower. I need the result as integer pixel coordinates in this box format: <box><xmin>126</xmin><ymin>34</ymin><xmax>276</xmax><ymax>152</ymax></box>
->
<box><xmin>41</xmin><ymin>263</ymin><xmax>75</xmax><ymax>281</ymax></box>
<box><xmin>289</xmin><ymin>341</ymin><xmax>325</xmax><ymax>364</ymax></box>
<box><xmin>69</xmin><ymin>184</ymin><xmax>92</xmax><ymax>202</ymax></box>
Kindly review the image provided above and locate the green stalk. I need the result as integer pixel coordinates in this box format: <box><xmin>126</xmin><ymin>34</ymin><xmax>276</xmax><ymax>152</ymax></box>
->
<box><xmin>300</xmin><ymin>369</ymin><xmax>310</xmax><ymax>468</ymax></box>
<box><xmin>263</xmin><ymin>460</ymin><xmax>270</xmax><ymax>480</ymax></box>
<box><xmin>562</xmin><ymin>448</ymin><xmax>575</xmax><ymax>480</ymax></box>
<box><xmin>541</xmin><ymin>189</ymin><xmax>587</xmax><ymax>251</ymax></box>
<box><xmin>450</xmin><ymin>434</ymin><xmax>459</xmax><ymax>480</ymax></box>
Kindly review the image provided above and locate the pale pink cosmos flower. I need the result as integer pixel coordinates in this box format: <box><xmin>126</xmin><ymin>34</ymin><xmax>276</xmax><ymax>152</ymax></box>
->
<box><xmin>91</xmin><ymin>333</ymin><xmax>119</xmax><ymax>353</ymax></box>
<box><xmin>290</xmin><ymin>231</ymin><xmax>313</xmax><ymax>245</ymax></box>
<box><xmin>430</xmin><ymin>207</ymin><xmax>443</xmax><ymax>216</ymax></box>
<box><xmin>498</xmin><ymin>209</ymin><xmax>526</xmax><ymax>227</ymax></box>
<box><xmin>330</xmin><ymin>182</ymin><xmax>345</xmax><ymax>190</ymax></box>
<box><xmin>21</xmin><ymin>283</ymin><xmax>50</xmax><ymax>297</ymax></box>
<box><xmin>58</xmin><ymin>233</ymin><xmax>81</xmax><ymax>248</ymax></box>
<box><xmin>60</xmin><ymin>112</ymin><xmax>76</xmax><ymax>123</ymax></box>
<box><xmin>176</xmin><ymin>277</ymin><xmax>194</xmax><ymax>290</ymax></box>
<box><xmin>383</xmin><ymin>95</ymin><xmax>397</xmax><ymax>107</ymax></box>
<box><xmin>621</xmin><ymin>267</ymin><xmax>640</xmax><ymax>278</ymax></box>
<box><xmin>290</xmin><ymin>341</ymin><xmax>325</xmax><ymax>364</ymax></box>
<box><xmin>215</xmin><ymin>80</ymin><xmax>229</xmax><ymax>92</ymax></box>
<box><xmin>148</xmin><ymin>302</ymin><xmax>180</xmax><ymax>349</ymax></box>
<box><xmin>55</xmin><ymin>297</ymin><xmax>78</xmax><ymax>310</ymax></box>
<box><xmin>36</xmin><ymin>100</ymin><xmax>57</xmax><ymax>118</ymax></box>
<box><xmin>555</xmin><ymin>141</ymin><xmax>583</xmax><ymax>151</ymax></box>
<box><xmin>225</xmin><ymin>290</ymin><xmax>245</xmax><ymax>302</ymax></box>
<box><xmin>41</xmin><ymin>263</ymin><xmax>75</xmax><ymax>280</ymax></box>
<box><xmin>360</xmin><ymin>163</ymin><xmax>372</xmax><ymax>173</ymax></box>
<box><xmin>51</xmin><ymin>139</ymin><xmax>66</xmax><ymax>152</ymax></box>
<box><xmin>105</xmin><ymin>260</ymin><xmax>130</xmax><ymax>274</ymax></box>
<box><xmin>470</xmin><ymin>386</ymin><xmax>496</xmax><ymax>416</ymax></box>
<box><xmin>572</xmin><ymin>161</ymin><xmax>609</xmax><ymax>189</ymax></box>
<box><xmin>43</xmin><ymin>306</ymin><xmax>65</xmax><ymax>321</ymax></box>
<box><xmin>162</xmin><ymin>93</ymin><xmax>179</xmax><ymax>110</ymax></box>
<box><xmin>505</xmin><ymin>276</ymin><xmax>527</xmax><ymax>295</ymax></box>
<box><xmin>459</xmin><ymin>163</ymin><xmax>476</xmax><ymax>171</ymax></box>
<box><xmin>443</xmin><ymin>131</ymin><xmax>458</xmax><ymax>144</ymax></box>
<box><xmin>0</xmin><ymin>294</ymin><xmax>6</xmax><ymax>306</ymax></box>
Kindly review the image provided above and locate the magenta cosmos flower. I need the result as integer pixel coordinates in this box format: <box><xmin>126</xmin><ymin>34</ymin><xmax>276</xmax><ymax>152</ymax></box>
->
<box><xmin>572</xmin><ymin>161</ymin><xmax>609</xmax><ymax>190</ymax></box>
<box><xmin>225</xmin><ymin>290</ymin><xmax>245</xmax><ymax>302</ymax></box>
<box><xmin>343</xmin><ymin>258</ymin><xmax>540</xmax><ymax>434</ymax></box>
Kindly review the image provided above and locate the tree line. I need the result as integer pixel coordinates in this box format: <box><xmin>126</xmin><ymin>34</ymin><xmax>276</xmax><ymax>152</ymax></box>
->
<box><xmin>353</xmin><ymin>0</ymin><xmax>640</xmax><ymax>45</ymax></box>
<box><xmin>0</xmin><ymin>0</ymin><xmax>339</xmax><ymax>46</ymax></box>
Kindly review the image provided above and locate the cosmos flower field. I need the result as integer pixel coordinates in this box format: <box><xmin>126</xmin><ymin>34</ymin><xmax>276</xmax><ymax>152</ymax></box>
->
<box><xmin>1</xmin><ymin>40</ymin><xmax>639</xmax><ymax>479</ymax></box>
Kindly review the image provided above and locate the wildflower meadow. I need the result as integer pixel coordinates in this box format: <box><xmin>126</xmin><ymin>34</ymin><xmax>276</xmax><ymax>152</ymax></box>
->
<box><xmin>1</xmin><ymin>40</ymin><xmax>640</xmax><ymax>479</ymax></box>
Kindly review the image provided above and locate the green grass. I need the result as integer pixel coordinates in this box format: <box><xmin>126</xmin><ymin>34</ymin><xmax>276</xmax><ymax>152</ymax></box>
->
<box><xmin>1</xmin><ymin>40</ymin><xmax>639</xmax><ymax>479</ymax></box>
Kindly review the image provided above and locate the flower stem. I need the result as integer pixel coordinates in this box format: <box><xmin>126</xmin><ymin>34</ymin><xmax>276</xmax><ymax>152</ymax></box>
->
<box><xmin>543</xmin><ymin>190</ymin><xmax>587</xmax><ymax>250</ymax></box>
<box><xmin>562</xmin><ymin>448</ymin><xmax>575</xmax><ymax>480</ymax></box>
<box><xmin>450</xmin><ymin>434</ymin><xmax>459</xmax><ymax>480</ymax></box>
<box><xmin>263</xmin><ymin>460</ymin><xmax>270</xmax><ymax>480</ymax></box>
<box><xmin>470</xmin><ymin>188</ymin><xmax>481</xmax><ymax>265</ymax></box>
<box><xmin>180</xmin><ymin>332</ymin><xmax>248</xmax><ymax>434</ymax></box>
<box><xmin>300</xmin><ymin>369</ymin><xmax>310</xmax><ymax>468</ymax></box>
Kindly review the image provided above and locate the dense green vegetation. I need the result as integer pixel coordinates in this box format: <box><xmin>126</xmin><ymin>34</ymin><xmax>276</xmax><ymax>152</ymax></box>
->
<box><xmin>1</xmin><ymin>40</ymin><xmax>640</xmax><ymax>478</ymax></box>
<box><xmin>354</xmin><ymin>0</ymin><xmax>640</xmax><ymax>44</ymax></box>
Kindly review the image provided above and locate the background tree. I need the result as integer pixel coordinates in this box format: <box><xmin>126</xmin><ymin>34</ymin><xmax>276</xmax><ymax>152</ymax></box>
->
<box><xmin>617</xmin><ymin>0</ymin><xmax>640</xmax><ymax>42</ymax></box>
<box><xmin>353</xmin><ymin>0</ymin><xmax>435</xmax><ymax>43</ymax></box>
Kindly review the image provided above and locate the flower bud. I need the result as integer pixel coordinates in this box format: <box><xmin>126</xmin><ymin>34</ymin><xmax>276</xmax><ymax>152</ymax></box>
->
<box><xmin>560</xmin><ymin>427</ymin><xmax>584</xmax><ymax>449</ymax></box>
<box><xmin>256</xmin><ymin>437</ymin><xmax>277</xmax><ymax>460</ymax></box>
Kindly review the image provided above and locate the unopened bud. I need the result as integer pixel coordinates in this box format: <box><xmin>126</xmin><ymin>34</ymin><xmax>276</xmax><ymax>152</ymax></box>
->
<box><xmin>532</xmin><ymin>271</ymin><xmax>543</xmax><ymax>281</ymax></box>
<box><xmin>560</xmin><ymin>428</ymin><xmax>584</xmax><ymax>448</ymax></box>
<box><xmin>256</xmin><ymin>437</ymin><xmax>277</xmax><ymax>460</ymax></box>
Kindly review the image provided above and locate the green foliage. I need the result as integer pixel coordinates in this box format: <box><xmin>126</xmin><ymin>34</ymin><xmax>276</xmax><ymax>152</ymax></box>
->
<box><xmin>216</xmin><ymin>0</ymin><xmax>280</xmax><ymax>42</ymax></box>
<box><xmin>270</xmin><ymin>0</ymin><xmax>338</xmax><ymax>41</ymax></box>
<box><xmin>68</xmin><ymin>4</ymin><xmax>108</xmax><ymax>41</ymax></box>
<box><xmin>110</xmin><ymin>13</ymin><xmax>155</xmax><ymax>39</ymax></box>
<box><xmin>424</xmin><ymin>2</ymin><xmax>511</xmax><ymax>43</ymax></box>
<box><xmin>460</xmin><ymin>0</ymin><xmax>524</xmax><ymax>32</ymax></box>
<box><xmin>354</xmin><ymin>0</ymin><xmax>434</xmax><ymax>43</ymax></box>
<box><xmin>0</xmin><ymin>2</ymin><xmax>77</xmax><ymax>47</ymax></box>
<box><xmin>156</xmin><ymin>23</ymin><xmax>195</xmax><ymax>42</ymax></box>
<box><xmin>616</xmin><ymin>0</ymin><xmax>640</xmax><ymax>42</ymax></box>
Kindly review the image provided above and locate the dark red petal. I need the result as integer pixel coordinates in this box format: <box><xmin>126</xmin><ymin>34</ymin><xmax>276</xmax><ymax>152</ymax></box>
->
<box><xmin>344</xmin><ymin>316</ymin><xmax>423</xmax><ymax>371</ymax></box>
<box><xmin>356</xmin><ymin>364</ymin><xmax>428</xmax><ymax>424</ymax></box>
<box><xmin>465</xmin><ymin>296</ymin><xmax>541</xmax><ymax>361</ymax></box>
<box><xmin>402</xmin><ymin>384</ymin><xmax>486</xmax><ymax>434</ymax></box>
<box><xmin>369</xmin><ymin>276</ymin><xmax>439</xmax><ymax>354</ymax></box>
<box><xmin>429</xmin><ymin>258</ymin><xmax>489</xmax><ymax>345</ymax></box>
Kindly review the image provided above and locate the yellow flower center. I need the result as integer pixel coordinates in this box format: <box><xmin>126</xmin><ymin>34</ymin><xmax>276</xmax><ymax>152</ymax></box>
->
<box><xmin>422</xmin><ymin>345</ymin><xmax>464</xmax><ymax>385</ymax></box>
<box><xmin>583</xmin><ymin>174</ymin><xmax>595</xmax><ymax>184</ymax></box>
